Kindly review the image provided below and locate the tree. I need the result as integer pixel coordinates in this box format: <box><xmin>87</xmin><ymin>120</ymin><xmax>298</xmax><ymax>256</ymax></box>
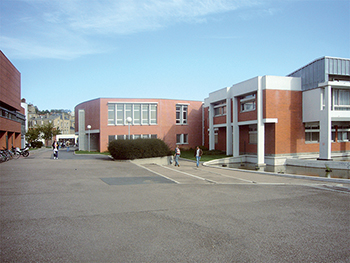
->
<box><xmin>38</xmin><ymin>122</ymin><xmax>61</xmax><ymax>146</ymax></box>
<box><xmin>25</xmin><ymin>128</ymin><xmax>41</xmax><ymax>144</ymax></box>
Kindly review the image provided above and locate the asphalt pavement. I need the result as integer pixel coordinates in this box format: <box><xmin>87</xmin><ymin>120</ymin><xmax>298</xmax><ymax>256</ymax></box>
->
<box><xmin>1</xmin><ymin>148</ymin><xmax>349</xmax><ymax>262</ymax></box>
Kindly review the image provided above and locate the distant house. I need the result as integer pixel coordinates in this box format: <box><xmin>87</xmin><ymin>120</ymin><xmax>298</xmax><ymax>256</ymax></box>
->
<box><xmin>75</xmin><ymin>98</ymin><xmax>203</xmax><ymax>152</ymax></box>
<box><xmin>203</xmin><ymin>57</ymin><xmax>350</xmax><ymax>165</ymax></box>
<box><xmin>0</xmin><ymin>51</ymin><xmax>26</xmax><ymax>149</ymax></box>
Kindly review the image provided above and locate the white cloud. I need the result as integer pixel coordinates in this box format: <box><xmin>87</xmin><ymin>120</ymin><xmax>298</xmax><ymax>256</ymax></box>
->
<box><xmin>2</xmin><ymin>0</ymin><xmax>266</xmax><ymax>59</ymax></box>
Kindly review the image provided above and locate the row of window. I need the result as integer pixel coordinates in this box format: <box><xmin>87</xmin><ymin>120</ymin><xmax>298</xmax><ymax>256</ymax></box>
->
<box><xmin>108</xmin><ymin>103</ymin><xmax>157</xmax><ymax>125</ymax></box>
<box><xmin>215</xmin><ymin>88</ymin><xmax>350</xmax><ymax>116</ymax></box>
<box><xmin>108</xmin><ymin>103</ymin><xmax>188</xmax><ymax>125</ymax></box>
<box><xmin>108</xmin><ymin>133</ymin><xmax>189</xmax><ymax>144</ymax></box>
<box><xmin>305</xmin><ymin>124</ymin><xmax>350</xmax><ymax>143</ymax></box>
<box><xmin>220</xmin><ymin>124</ymin><xmax>350</xmax><ymax>145</ymax></box>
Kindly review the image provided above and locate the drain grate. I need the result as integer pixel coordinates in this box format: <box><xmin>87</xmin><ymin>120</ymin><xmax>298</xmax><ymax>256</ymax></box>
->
<box><xmin>100</xmin><ymin>176</ymin><xmax>175</xmax><ymax>185</ymax></box>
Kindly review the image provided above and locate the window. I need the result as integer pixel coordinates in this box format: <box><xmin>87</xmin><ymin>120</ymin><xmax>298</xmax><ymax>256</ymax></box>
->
<box><xmin>305</xmin><ymin>124</ymin><xmax>319</xmax><ymax>143</ymax></box>
<box><xmin>176</xmin><ymin>104</ymin><xmax>188</xmax><ymax>124</ymax></box>
<box><xmin>240</xmin><ymin>94</ymin><xmax>256</xmax><ymax>112</ymax></box>
<box><xmin>176</xmin><ymin>134</ymin><xmax>188</xmax><ymax>144</ymax></box>
<box><xmin>214</xmin><ymin>100</ymin><xmax>226</xmax><ymax>116</ymax></box>
<box><xmin>337</xmin><ymin>125</ymin><xmax>350</xmax><ymax>142</ymax></box>
<box><xmin>142</xmin><ymin>105</ymin><xmax>149</xmax><ymax>125</ymax></box>
<box><xmin>116</xmin><ymin>104</ymin><xmax>124</xmax><ymax>125</ymax></box>
<box><xmin>133</xmin><ymin>104</ymin><xmax>141</xmax><ymax>124</ymax></box>
<box><xmin>150</xmin><ymin>105</ymin><xmax>157</xmax><ymax>124</ymax></box>
<box><xmin>249</xmin><ymin>125</ymin><xmax>257</xmax><ymax>144</ymax></box>
<box><xmin>108</xmin><ymin>103</ymin><xmax>157</xmax><ymax>125</ymax></box>
<box><xmin>333</xmin><ymin>89</ymin><xmax>350</xmax><ymax>110</ymax></box>
<box><xmin>125</xmin><ymin>104</ymin><xmax>132</xmax><ymax>124</ymax></box>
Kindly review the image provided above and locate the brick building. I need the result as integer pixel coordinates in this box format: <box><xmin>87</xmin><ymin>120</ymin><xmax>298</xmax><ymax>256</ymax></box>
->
<box><xmin>75</xmin><ymin>98</ymin><xmax>203</xmax><ymax>152</ymax></box>
<box><xmin>204</xmin><ymin>57</ymin><xmax>350</xmax><ymax>165</ymax></box>
<box><xmin>0</xmin><ymin>51</ymin><xmax>25</xmax><ymax>150</ymax></box>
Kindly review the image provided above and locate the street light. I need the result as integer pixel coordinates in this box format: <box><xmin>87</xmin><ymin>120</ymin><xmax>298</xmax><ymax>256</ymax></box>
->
<box><xmin>87</xmin><ymin>125</ymin><xmax>91</xmax><ymax>152</ymax></box>
<box><xmin>126</xmin><ymin>117</ymin><xmax>132</xmax><ymax>139</ymax></box>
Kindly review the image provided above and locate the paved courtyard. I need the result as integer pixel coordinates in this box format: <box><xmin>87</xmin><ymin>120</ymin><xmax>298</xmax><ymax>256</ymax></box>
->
<box><xmin>1</xmin><ymin>148</ymin><xmax>349</xmax><ymax>262</ymax></box>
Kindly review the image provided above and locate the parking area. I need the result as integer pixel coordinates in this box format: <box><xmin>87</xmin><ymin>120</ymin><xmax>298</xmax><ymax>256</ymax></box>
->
<box><xmin>1</xmin><ymin>148</ymin><xmax>349</xmax><ymax>262</ymax></box>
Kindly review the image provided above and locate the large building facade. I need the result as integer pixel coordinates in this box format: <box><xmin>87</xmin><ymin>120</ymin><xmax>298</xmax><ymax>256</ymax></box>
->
<box><xmin>0</xmin><ymin>51</ymin><xmax>25</xmax><ymax>150</ymax></box>
<box><xmin>204</xmin><ymin>57</ymin><xmax>350</xmax><ymax>165</ymax></box>
<box><xmin>75</xmin><ymin>98</ymin><xmax>203</xmax><ymax>152</ymax></box>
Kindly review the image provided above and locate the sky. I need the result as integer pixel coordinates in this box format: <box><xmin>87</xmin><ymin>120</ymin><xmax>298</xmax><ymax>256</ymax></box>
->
<box><xmin>1</xmin><ymin>0</ymin><xmax>349</xmax><ymax>112</ymax></box>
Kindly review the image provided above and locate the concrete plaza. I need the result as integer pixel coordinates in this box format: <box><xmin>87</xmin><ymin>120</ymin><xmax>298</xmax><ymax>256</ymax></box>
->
<box><xmin>1</xmin><ymin>148</ymin><xmax>349</xmax><ymax>262</ymax></box>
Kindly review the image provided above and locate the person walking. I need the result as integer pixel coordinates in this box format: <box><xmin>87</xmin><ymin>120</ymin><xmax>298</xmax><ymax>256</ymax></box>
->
<box><xmin>66</xmin><ymin>141</ymin><xmax>70</xmax><ymax>152</ymax></box>
<box><xmin>52</xmin><ymin>140</ymin><xmax>59</xmax><ymax>159</ymax></box>
<box><xmin>194</xmin><ymin>146</ymin><xmax>203</xmax><ymax>167</ymax></box>
<box><xmin>174</xmin><ymin>145</ymin><xmax>181</xmax><ymax>167</ymax></box>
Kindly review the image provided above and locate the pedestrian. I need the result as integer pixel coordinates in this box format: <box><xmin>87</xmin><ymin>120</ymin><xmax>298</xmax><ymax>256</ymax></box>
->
<box><xmin>174</xmin><ymin>145</ymin><xmax>181</xmax><ymax>167</ymax></box>
<box><xmin>66</xmin><ymin>141</ymin><xmax>70</xmax><ymax>152</ymax></box>
<box><xmin>52</xmin><ymin>140</ymin><xmax>59</xmax><ymax>159</ymax></box>
<box><xmin>194</xmin><ymin>146</ymin><xmax>203</xmax><ymax>167</ymax></box>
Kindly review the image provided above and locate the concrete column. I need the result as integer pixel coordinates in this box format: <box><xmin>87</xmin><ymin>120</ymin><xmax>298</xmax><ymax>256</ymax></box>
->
<box><xmin>208</xmin><ymin>104</ymin><xmax>215</xmax><ymax>150</ymax></box>
<box><xmin>319</xmin><ymin>86</ymin><xmax>332</xmax><ymax>160</ymax></box>
<box><xmin>232</xmin><ymin>97</ymin><xmax>239</xmax><ymax>157</ymax></box>
<box><xmin>257</xmin><ymin>83</ymin><xmax>265</xmax><ymax>166</ymax></box>
<box><xmin>78</xmin><ymin>109</ymin><xmax>86</xmax><ymax>151</ymax></box>
<box><xmin>226</xmin><ymin>98</ymin><xmax>233</xmax><ymax>155</ymax></box>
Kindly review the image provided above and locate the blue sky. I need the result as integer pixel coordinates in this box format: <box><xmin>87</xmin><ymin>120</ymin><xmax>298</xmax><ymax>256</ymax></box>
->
<box><xmin>1</xmin><ymin>0</ymin><xmax>349</xmax><ymax>111</ymax></box>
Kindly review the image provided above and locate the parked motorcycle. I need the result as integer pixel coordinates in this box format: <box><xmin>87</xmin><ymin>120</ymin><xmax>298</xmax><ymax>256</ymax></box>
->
<box><xmin>13</xmin><ymin>144</ymin><xmax>30</xmax><ymax>158</ymax></box>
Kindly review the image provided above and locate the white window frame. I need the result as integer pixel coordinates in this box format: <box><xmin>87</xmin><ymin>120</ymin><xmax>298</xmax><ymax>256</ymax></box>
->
<box><xmin>213</xmin><ymin>100</ymin><xmax>227</xmax><ymax>117</ymax></box>
<box><xmin>305</xmin><ymin>124</ymin><xmax>320</xmax><ymax>143</ymax></box>
<box><xmin>333</xmin><ymin>89</ymin><xmax>350</xmax><ymax>111</ymax></box>
<box><xmin>108</xmin><ymin>103</ymin><xmax>158</xmax><ymax>125</ymax></box>
<box><xmin>176</xmin><ymin>134</ymin><xmax>188</xmax><ymax>144</ymax></box>
<box><xmin>176</xmin><ymin>104</ymin><xmax>188</xmax><ymax>125</ymax></box>
<box><xmin>240</xmin><ymin>94</ymin><xmax>256</xmax><ymax>112</ymax></box>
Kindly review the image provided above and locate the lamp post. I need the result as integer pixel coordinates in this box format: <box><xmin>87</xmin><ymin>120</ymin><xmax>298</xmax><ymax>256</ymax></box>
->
<box><xmin>87</xmin><ymin>125</ymin><xmax>91</xmax><ymax>152</ymax></box>
<box><xmin>126</xmin><ymin>117</ymin><xmax>132</xmax><ymax>139</ymax></box>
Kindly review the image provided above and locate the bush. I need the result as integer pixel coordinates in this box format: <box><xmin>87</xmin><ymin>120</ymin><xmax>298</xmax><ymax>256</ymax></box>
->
<box><xmin>108</xmin><ymin>138</ymin><xmax>172</xmax><ymax>160</ymax></box>
<box><xmin>30</xmin><ymin>141</ymin><xmax>43</xmax><ymax>148</ymax></box>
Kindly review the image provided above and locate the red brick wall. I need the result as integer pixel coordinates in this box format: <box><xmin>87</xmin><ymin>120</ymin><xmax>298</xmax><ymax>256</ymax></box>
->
<box><xmin>203</xmin><ymin>107</ymin><xmax>209</xmax><ymax>149</ymax></box>
<box><xmin>76</xmin><ymin>98</ymin><xmax>203</xmax><ymax>152</ymax></box>
<box><xmin>0</xmin><ymin>51</ymin><xmax>22</xmax><ymax>149</ymax></box>
<box><xmin>237</xmin><ymin>92</ymin><xmax>257</xmax><ymax>122</ymax></box>
<box><xmin>216</xmin><ymin>127</ymin><xmax>226</xmax><ymax>152</ymax></box>
<box><xmin>239</xmin><ymin>126</ymin><xmax>256</xmax><ymax>154</ymax></box>
<box><xmin>0</xmin><ymin>51</ymin><xmax>21</xmax><ymax>111</ymax></box>
<box><xmin>213</xmin><ymin>115</ymin><xmax>226</xmax><ymax>125</ymax></box>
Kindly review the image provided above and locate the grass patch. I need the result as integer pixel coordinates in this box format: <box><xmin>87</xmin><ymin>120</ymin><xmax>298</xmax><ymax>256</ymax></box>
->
<box><xmin>178</xmin><ymin>149</ymin><xmax>228</xmax><ymax>162</ymax></box>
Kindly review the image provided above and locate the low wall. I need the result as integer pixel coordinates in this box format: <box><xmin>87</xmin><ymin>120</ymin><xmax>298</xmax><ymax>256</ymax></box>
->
<box><xmin>205</xmin><ymin>155</ymin><xmax>350</xmax><ymax>170</ymax></box>
<box><xmin>130</xmin><ymin>156</ymin><xmax>173</xmax><ymax>166</ymax></box>
<box><xmin>286</xmin><ymin>159</ymin><xmax>350</xmax><ymax>170</ymax></box>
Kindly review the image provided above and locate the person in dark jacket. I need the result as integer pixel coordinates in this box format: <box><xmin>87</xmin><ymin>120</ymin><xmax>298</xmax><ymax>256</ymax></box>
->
<box><xmin>52</xmin><ymin>140</ymin><xmax>59</xmax><ymax>159</ymax></box>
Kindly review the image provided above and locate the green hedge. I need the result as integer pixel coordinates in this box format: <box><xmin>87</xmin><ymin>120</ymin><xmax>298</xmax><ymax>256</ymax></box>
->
<box><xmin>108</xmin><ymin>138</ymin><xmax>172</xmax><ymax>160</ymax></box>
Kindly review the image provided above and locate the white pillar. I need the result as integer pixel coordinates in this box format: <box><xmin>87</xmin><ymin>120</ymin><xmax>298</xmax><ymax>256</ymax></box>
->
<box><xmin>226</xmin><ymin>98</ymin><xmax>233</xmax><ymax>155</ymax></box>
<box><xmin>257</xmin><ymin>83</ymin><xmax>265</xmax><ymax>166</ymax></box>
<box><xmin>232</xmin><ymin>97</ymin><xmax>239</xmax><ymax>157</ymax></box>
<box><xmin>209</xmin><ymin>104</ymin><xmax>215</xmax><ymax>150</ymax></box>
<box><xmin>78</xmin><ymin>109</ymin><xmax>86</xmax><ymax>151</ymax></box>
<box><xmin>319</xmin><ymin>86</ymin><xmax>332</xmax><ymax>160</ymax></box>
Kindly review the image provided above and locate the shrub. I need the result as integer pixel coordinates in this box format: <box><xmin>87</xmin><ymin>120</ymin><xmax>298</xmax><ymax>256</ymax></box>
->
<box><xmin>108</xmin><ymin>138</ymin><xmax>172</xmax><ymax>160</ymax></box>
<box><xmin>30</xmin><ymin>141</ymin><xmax>43</xmax><ymax>148</ymax></box>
